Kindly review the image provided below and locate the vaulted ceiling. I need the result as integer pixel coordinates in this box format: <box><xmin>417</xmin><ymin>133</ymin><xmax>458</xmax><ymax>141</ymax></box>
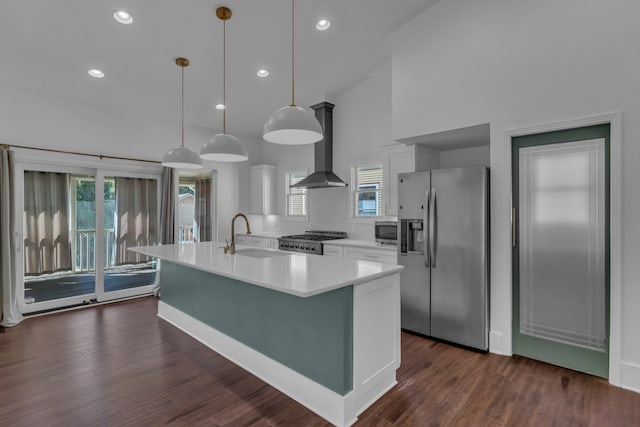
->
<box><xmin>1</xmin><ymin>0</ymin><xmax>438</xmax><ymax>138</ymax></box>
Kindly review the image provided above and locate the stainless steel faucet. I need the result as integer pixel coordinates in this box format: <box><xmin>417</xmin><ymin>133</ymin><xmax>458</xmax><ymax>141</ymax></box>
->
<box><xmin>227</xmin><ymin>213</ymin><xmax>251</xmax><ymax>254</ymax></box>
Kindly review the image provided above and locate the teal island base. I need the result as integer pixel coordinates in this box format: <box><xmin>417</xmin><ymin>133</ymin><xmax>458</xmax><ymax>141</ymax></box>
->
<box><xmin>158</xmin><ymin>261</ymin><xmax>401</xmax><ymax>427</ymax></box>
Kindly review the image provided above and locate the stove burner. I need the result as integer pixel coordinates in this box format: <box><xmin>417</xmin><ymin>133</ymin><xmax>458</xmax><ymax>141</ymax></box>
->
<box><xmin>278</xmin><ymin>231</ymin><xmax>347</xmax><ymax>255</ymax></box>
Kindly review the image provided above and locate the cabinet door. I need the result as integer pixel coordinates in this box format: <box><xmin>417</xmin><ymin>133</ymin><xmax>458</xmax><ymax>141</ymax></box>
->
<box><xmin>250</xmin><ymin>165</ymin><xmax>276</xmax><ymax>214</ymax></box>
<box><xmin>246</xmin><ymin>236</ymin><xmax>266</xmax><ymax>248</ymax></box>
<box><xmin>266</xmin><ymin>238</ymin><xmax>278</xmax><ymax>249</ymax></box>
<box><xmin>344</xmin><ymin>247</ymin><xmax>396</xmax><ymax>264</ymax></box>
<box><xmin>250</xmin><ymin>168</ymin><xmax>264</xmax><ymax>214</ymax></box>
<box><xmin>385</xmin><ymin>146</ymin><xmax>415</xmax><ymax>216</ymax></box>
<box><xmin>323</xmin><ymin>244</ymin><xmax>344</xmax><ymax>257</ymax></box>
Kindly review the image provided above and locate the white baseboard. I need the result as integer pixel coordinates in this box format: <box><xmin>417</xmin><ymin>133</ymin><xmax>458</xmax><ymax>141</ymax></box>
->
<box><xmin>158</xmin><ymin>301</ymin><xmax>357</xmax><ymax>426</ymax></box>
<box><xmin>489</xmin><ymin>330</ymin><xmax>512</xmax><ymax>356</ymax></box>
<box><xmin>621</xmin><ymin>361</ymin><xmax>640</xmax><ymax>394</ymax></box>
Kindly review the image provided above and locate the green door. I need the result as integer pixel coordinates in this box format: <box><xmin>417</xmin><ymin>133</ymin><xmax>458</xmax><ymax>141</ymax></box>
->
<box><xmin>512</xmin><ymin>124</ymin><xmax>610</xmax><ymax>378</ymax></box>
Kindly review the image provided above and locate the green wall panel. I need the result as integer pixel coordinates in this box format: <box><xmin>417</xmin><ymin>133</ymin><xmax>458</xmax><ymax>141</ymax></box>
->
<box><xmin>160</xmin><ymin>261</ymin><xmax>353</xmax><ymax>395</ymax></box>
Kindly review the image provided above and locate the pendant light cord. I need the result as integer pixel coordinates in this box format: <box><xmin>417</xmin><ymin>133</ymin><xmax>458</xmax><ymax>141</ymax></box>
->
<box><xmin>290</xmin><ymin>0</ymin><xmax>295</xmax><ymax>106</ymax></box>
<box><xmin>223</xmin><ymin>18</ymin><xmax>227</xmax><ymax>134</ymax></box>
<box><xmin>181</xmin><ymin>64</ymin><xmax>185</xmax><ymax>147</ymax></box>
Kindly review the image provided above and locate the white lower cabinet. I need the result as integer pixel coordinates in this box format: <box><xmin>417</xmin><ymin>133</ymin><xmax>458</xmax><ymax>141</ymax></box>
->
<box><xmin>323</xmin><ymin>244</ymin><xmax>344</xmax><ymax>257</ymax></box>
<box><xmin>344</xmin><ymin>247</ymin><xmax>396</xmax><ymax>264</ymax></box>
<box><xmin>265</xmin><ymin>238</ymin><xmax>279</xmax><ymax>249</ymax></box>
<box><xmin>236</xmin><ymin>234</ymin><xmax>279</xmax><ymax>249</ymax></box>
<box><xmin>324</xmin><ymin>243</ymin><xmax>396</xmax><ymax>264</ymax></box>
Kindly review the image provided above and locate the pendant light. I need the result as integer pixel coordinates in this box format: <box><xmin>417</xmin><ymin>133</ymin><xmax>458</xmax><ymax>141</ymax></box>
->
<box><xmin>161</xmin><ymin>58</ymin><xmax>203</xmax><ymax>169</ymax></box>
<box><xmin>263</xmin><ymin>0</ymin><xmax>323</xmax><ymax>145</ymax></box>
<box><xmin>200</xmin><ymin>7</ymin><xmax>248</xmax><ymax>162</ymax></box>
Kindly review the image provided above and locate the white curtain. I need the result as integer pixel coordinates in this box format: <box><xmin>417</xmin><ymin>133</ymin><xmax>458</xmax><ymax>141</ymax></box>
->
<box><xmin>114</xmin><ymin>177</ymin><xmax>158</xmax><ymax>265</ymax></box>
<box><xmin>159</xmin><ymin>167</ymin><xmax>176</xmax><ymax>245</ymax></box>
<box><xmin>155</xmin><ymin>167</ymin><xmax>176</xmax><ymax>296</ymax></box>
<box><xmin>23</xmin><ymin>171</ymin><xmax>71</xmax><ymax>275</ymax></box>
<box><xmin>194</xmin><ymin>178</ymin><xmax>212</xmax><ymax>242</ymax></box>
<box><xmin>1</xmin><ymin>147</ymin><xmax>24</xmax><ymax>327</ymax></box>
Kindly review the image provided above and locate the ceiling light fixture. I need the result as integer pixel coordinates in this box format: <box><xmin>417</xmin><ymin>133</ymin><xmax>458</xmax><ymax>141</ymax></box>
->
<box><xmin>161</xmin><ymin>58</ymin><xmax>203</xmax><ymax>169</ymax></box>
<box><xmin>215</xmin><ymin>104</ymin><xmax>226</xmax><ymax>110</ymax></box>
<box><xmin>113</xmin><ymin>10</ymin><xmax>133</xmax><ymax>24</ymax></box>
<box><xmin>263</xmin><ymin>0</ymin><xmax>323</xmax><ymax>145</ymax></box>
<box><xmin>257</xmin><ymin>69</ymin><xmax>270</xmax><ymax>78</ymax></box>
<box><xmin>316</xmin><ymin>19</ymin><xmax>330</xmax><ymax>31</ymax></box>
<box><xmin>88</xmin><ymin>69</ymin><xmax>104</xmax><ymax>78</ymax></box>
<box><xmin>200</xmin><ymin>7</ymin><xmax>248</xmax><ymax>162</ymax></box>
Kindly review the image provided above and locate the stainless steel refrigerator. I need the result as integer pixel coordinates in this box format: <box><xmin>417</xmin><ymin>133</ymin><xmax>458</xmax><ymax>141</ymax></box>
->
<box><xmin>397</xmin><ymin>167</ymin><xmax>489</xmax><ymax>351</ymax></box>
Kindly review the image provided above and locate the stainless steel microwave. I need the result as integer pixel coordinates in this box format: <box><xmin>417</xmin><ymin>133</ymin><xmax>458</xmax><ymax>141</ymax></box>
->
<box><xmin>375</xmin><ymin>221</ymin><xmax>398</xmax><ymax>245</ymax></box>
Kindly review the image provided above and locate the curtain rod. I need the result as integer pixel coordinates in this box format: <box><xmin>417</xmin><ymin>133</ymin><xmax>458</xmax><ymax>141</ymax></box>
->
<box><xmin>1</xmin><ymin>143</ymin><xmax>160</xmax><ymax>164</ymax></box>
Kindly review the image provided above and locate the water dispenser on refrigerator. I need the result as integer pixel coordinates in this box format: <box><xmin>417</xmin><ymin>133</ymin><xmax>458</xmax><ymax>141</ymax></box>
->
<box><xmin>400</xmin><ymin>219</ymin><xmax>424</xmax><ymax>255</ymax></box>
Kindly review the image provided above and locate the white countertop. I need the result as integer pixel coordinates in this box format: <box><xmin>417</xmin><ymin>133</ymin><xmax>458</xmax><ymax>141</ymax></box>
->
<box><xmin>324</xmin><ymin>238</ymin><xmax>397</xmax><ymax>252</ymax></box>
<box><xmin>131</xmin><ymin>242</ymin><xmax>402</xmax><ymax>298</ymax></box>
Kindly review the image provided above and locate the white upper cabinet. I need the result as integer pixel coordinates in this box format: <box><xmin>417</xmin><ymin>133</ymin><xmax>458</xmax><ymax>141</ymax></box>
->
<box><xmin>250</xmin><ymin>164</ymin><xmax>276</xmax><ymax>215</ymax></box>
<box><xmin>384</xmin><ymin>145</ymin><xmax>415</xmax><ymax>216</ymax></box>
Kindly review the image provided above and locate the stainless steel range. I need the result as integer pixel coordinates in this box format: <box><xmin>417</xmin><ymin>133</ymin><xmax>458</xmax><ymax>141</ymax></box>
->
<box><xmin>278</xmin><ymin>231</ymin><xmax>347</xmax><ymax>255</ymax></box>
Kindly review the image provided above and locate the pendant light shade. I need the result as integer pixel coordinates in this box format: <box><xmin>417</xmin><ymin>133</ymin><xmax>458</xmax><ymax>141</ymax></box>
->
<box><xmin>263</xmin><ymin>0</ymin><xmax>323</xmax><ymax>145</ymax></box>
<box><xmin>161</xmin><ymin>146</ymin><xmax>203</xmax><ymax>169</ymax></box>
<box><xmin>200</xmin><ymin>7</ymin><xmax>248</xmax><ymax>162</ymax></box>
<box><xmin>200</xmin><ymin>133</ymin><xmax>248</xmax><ymax>162</ymax></box>
<box><xmin>162</xmin><ymin>57</ymin><xmax>202</xmax><ymax>169</ymax></box>
<box><xmin>263</xmin><ymin>105</ymin><xmax>323</xmax><ymax>145</ymax></box>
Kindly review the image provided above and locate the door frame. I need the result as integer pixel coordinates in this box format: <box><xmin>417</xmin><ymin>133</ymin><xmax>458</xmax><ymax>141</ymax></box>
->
<box><xmin>502</xmin><ymin>112</ymin><xmax>622</xmax><ymax>386</ymax></box>
<box><xmin>15</xmin><ymin>161</ymin><xmax>98</xmax><ymax>313</ymax></box>
<box><xmin>12</xmin><ymin>148</ymin><xmax>163</xmax><ymax>313</ymax></box>
<box><xmin>95</xmin><ymin>168</ymin><xmax>161</xmax><ymax>302</ymax></box>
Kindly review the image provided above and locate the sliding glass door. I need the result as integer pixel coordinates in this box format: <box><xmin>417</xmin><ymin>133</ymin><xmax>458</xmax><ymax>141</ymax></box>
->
<box><xmin>21</xmin><ymin>168</ymin><xmax>97</xmax><ymax>312</ymax></box>
<box><xmin>18</xmin><ymin>163</ymin><xmax>160</xmax><ymax>314</ymax></box>
<box><xmin>97</xmin><ymin>172</ymin><xmax>159</xmax><ymax>301</ymax></box>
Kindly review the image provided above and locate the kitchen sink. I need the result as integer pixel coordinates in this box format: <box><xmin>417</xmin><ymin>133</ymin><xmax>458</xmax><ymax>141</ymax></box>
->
<box><xmin>234</xmin><ymin>248</ymin><xmax>290</xmax><ymax>259</ymax></box>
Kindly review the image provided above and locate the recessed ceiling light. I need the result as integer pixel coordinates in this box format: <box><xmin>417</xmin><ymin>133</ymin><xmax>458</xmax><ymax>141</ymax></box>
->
<box><xmin>215</xmin><ymin>104</ymin><xmax>226</xmax><ymax>110</ymax></box>
<box><xmin>256</xmin><ymin>69</ymin><xmax>269</xmax><ymax>78</ymax></box>
<box><xmin>113</xmin><ymin>10</ymin><xmax>133</xmax><ymax>24</ymax></box>
<box><xmin>316</xmin><ymin>19</ymin><xmax>330</xmax><ymax>31</ymax></box>
<box><xmin>88</xmin><ymin>69</ymin><xmax>104</xmax><ymax>78</ymax></box>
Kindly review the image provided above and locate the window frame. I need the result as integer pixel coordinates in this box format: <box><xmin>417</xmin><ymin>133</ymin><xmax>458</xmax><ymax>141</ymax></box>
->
<box><xmin>351</xmin><ymin>161</ymin><xmax>384</xmax><ymax>220</ymax></box>
<box><xmin>285</xmin><ymin>168</ymin><xmax>309</xmax><ymax>220</ymax></box>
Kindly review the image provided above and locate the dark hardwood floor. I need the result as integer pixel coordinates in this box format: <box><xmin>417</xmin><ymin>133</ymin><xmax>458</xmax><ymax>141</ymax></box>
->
<box><xmin>1</xmin><ymin>297</ymin><xmax>638</xmax><ymax>426</ymax></box>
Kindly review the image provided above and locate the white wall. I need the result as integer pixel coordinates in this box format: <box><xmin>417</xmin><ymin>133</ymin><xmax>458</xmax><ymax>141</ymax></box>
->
<box><xmin>438</xmin><ymin>146</ymin><xmax>490</xmax><ymax>169</ymax></box>
<box><xmin>0</xmin><ymin>83</ymin><xmax>246</xmax><ymax>244</ymax></box>
<box><xmin>392</xmin><ymin>0</ymin><xmax>640</xmax><ymax>390</ymax></box>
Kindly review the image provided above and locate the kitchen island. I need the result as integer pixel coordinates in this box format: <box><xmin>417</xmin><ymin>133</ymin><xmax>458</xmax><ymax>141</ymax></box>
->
<box><xmin>131</xmin><ymin>242</ymin><xmax>403</xmax><ymax>427</ymax></box>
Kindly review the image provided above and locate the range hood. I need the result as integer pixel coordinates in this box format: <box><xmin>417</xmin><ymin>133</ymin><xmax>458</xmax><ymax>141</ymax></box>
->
<box><xmin>290</xmin><ymin>102</ymin><xmax>348</xmax><ymax>189</ymax></box>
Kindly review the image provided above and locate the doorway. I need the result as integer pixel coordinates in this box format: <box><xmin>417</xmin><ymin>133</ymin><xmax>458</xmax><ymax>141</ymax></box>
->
<box><xmin>512</xmin><ymin>124</ymin><xmax>610</xmax><ymax>378</ymax></box>
<box><xmin>18</xmin><ymin>163</ymin><xmax>160</xmax><ymax>313</ymax></box>
<box><xmin>177</xmin><ymin>171</ymin><xmax>215</xmax><ymax>243</ymax></box>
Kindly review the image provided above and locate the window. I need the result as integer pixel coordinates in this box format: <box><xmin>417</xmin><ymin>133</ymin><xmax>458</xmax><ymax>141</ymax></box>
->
<box><xmin>178</xmin><ymin>174</ymin><xmax>213</xmax><ymax>243</ymax></box>
<box><xmin>286</xmin><ymin>170</ymin><xmax>308</xmax><ymax>216</ymax></box>
<box><xmin>178</xmin><ymin>178</ymin><xmax>196</xmax><ymax>243</ymax></box>
<box><xmin>353</xmin><ymin>163</ymin><xmax>383</xmax><ymax>217</ymax></box>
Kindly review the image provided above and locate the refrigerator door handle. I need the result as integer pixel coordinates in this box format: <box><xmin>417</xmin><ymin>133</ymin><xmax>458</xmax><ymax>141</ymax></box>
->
<box><xmin>430</xmin><ymin>189</ymin><xmax>437</xmax><ymax>268</ymax></box>
<box><xmin>424</xmin><ymin>189</ymin><xmax>430</xmax><ymax>267</ymax></box>
<box><xmin>512</xmin><ymin>206</ymin><xmax>517</xmax><ymax>248</ymax></box>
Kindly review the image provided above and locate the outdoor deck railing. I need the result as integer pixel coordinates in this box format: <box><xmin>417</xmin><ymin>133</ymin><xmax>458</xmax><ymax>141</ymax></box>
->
<box><xmin>73</xmin><ymin>229</ymin><xmax>115</xmax><ymax>272</ymax></box>
<box><xmin>179</xmin><ymin>225</ymin><xmax>194</xmax><ymax>243</ymax></box>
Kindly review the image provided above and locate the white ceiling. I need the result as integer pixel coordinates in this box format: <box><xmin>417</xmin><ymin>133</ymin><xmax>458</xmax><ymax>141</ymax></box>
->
<box><xmin>1</xmin><ymin>0</ymin><xmax>438</xmax><ymax>139</ymax></box>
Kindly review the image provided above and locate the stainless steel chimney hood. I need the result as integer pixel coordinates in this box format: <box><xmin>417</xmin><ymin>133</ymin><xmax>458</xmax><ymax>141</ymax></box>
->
<box><xmin>290</xmin><ymin>102</ymin><xmax>348</xmax><ymax>189</ymax></box>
